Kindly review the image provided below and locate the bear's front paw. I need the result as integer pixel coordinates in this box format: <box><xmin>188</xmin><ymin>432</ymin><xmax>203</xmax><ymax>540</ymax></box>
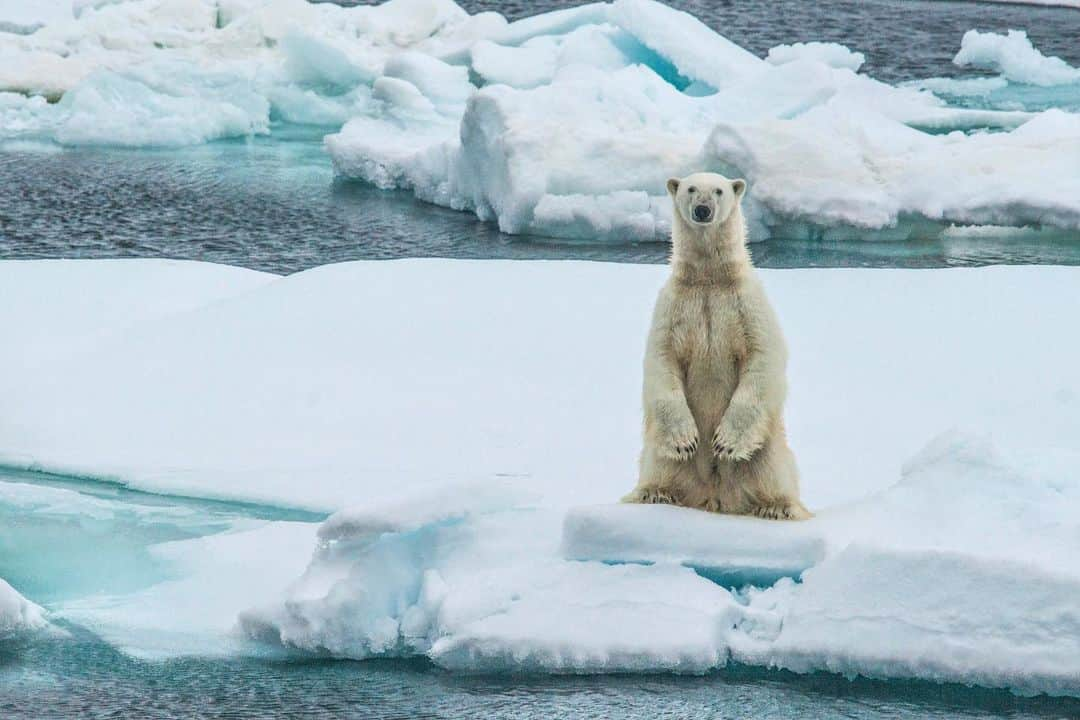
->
<box><xmin>712</xmin><ymin>425</ymin><xmax>762</xmax><ymax>462</ymax></box>
<box><xmin>660</xmin><ymin>418</ymin><xmax>699</xmax><ymax>462</ymax></box>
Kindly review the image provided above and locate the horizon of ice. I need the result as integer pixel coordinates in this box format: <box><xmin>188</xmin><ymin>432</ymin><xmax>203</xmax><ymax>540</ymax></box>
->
<box><xmin>2</xmin><ymin>258</ymin><xmax>1079</xmax><ymax>694</ymax></box>
<box><xmin>2</xmin><ymin>0</ymin><xmax>1079</xmax><ymax>238</ymax></box>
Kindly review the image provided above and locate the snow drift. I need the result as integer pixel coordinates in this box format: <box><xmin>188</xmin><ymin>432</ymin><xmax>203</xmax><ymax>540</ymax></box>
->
<box><xmin>1</xmin><ymin>0</ymin><xmax>1079</xmax><ymax>239</ymax></box>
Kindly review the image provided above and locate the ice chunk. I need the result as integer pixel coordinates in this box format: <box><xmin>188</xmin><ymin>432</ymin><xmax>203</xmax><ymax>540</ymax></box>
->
<box><xmin>491</xmin><ymin>3</ymin><xmax>610</xmax><ymax>47</ymax></box>
<box><xmin>755</xmin><ymin>545</ymin><xmax>1080</xmax><ymax>696</ymax></box>
<box><xmin>55</xmin><ymin>61</ymin><xmax>270</xmax><ymax>146</ymax></box>
<box><xmin>766</xmin><ymin>42</ymin><xmax>864</xmax><ymax>72</ymax></box>
<box><xmin>954</xmin><ymin>29</ymin><xmax>1080</xmax><ymax>86</ymax></box>
<box><xmin>241</xmin><ymin>501</ymin><xmax>741</xmax><ymax>672</ymax></box>
<box><xmin>0</xmin><ymin>0</ymin><xmax>74</xmax><ymax>34</ymax></box>
<box><xmin>0</xmin><ymin>578</ymin><xmax>45</xmax><ymax>639</ymax></box>
<box><xmin>562</xmin><ymin>504</ymin><xmax>825</xmax><ymax>586</ymax></box>
<box><xmin>607</xmin><ymin>0</ymin><xmax>762</xmax><ymax>90</ymax></box>
<box><xmin>704</xmin><ymin>105</ymin><xmax>1080</xmax><ymax>232</ymax></box>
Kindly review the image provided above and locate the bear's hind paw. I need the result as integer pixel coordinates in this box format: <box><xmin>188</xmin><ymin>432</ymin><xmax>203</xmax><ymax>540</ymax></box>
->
<box><xmin>623</xmin><ymin>487</ymin><xmax>681</xmax><ymax>506</ymax></box>
<box><xmin>751</xmin><ymin>502</ymin><xmax>812</xmax><ymax>521</ymax></box>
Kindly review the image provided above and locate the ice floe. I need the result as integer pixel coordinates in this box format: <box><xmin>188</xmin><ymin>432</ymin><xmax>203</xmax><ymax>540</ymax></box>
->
<box><xmin>954</xmin><ymin>29</ymin><xmax>1080</xmax><ymax>86</ymax></box>
<box><xmin>1</xmin><ymin>258</ymin><xmax>1078</xmax><ymax>694</ymax></box>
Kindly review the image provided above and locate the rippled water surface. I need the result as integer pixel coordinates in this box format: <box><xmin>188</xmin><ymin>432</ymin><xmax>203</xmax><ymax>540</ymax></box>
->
<box><xmin>5</xmin><ymin>625</ymin><xmax>1080</xmax><ymax>719</ymax></box>
<box><xmin>5</xmin><ymin>127</ymin><xmax>1080</xmax><ymax>274</ymax></box>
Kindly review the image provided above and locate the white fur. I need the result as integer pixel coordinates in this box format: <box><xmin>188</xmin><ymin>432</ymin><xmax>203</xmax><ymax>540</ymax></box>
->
<box><xmin>623</xmin><ymin>172</ymin><xmax>810</xmax><ymax>520</ymax></box>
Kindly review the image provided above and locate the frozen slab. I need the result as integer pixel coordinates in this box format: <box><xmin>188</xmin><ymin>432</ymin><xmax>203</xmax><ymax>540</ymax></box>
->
<box><xmin>749</xmin><ymin>545</ymin><xmax>1080</xmax><ymax>697</ymax></box>
<box><xmin>562</xmin><ymin>504</ymin><xmax>825</xmax><ymax>587</ymax></box>
<box><xmin>1</xmin><ymin>258</ymin><xmax>1078</xmax><ymax>693</ymax></box>
<box><xmin>0</xmin><ymin>578</ymin><xmax>46</xmax><ymax>639</ymax></box>
<box><xmin>954</xmin><ymin>29</ymin><xmax>1080</xmax><ymax>86</ymax></box>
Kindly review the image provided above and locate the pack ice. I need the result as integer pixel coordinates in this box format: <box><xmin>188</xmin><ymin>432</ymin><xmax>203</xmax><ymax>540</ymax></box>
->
<box><xmin>2</xmin><ymin>0</ymin><xmax>1079</xmax><ymax>239</ymax></box>
<box><xmin>2</xmin><ymin>258</ymin><xmax>1079</xmax><ymax>696</ymax></box>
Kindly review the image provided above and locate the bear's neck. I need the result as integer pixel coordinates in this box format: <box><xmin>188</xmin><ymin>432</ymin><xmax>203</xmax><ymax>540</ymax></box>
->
<box><xmin>670</xmin><ymin>210</ymin><xmax>752</xmax><ymax>287</ymax></box>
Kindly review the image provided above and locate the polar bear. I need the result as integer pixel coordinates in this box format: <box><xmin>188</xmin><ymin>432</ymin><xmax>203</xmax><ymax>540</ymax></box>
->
<box><xmin>622</xmin><ymin>172</ymin><xmax>810</xmax><ymax>520</ymax></box>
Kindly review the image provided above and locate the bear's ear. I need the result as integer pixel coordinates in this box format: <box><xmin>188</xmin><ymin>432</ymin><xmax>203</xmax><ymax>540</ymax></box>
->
<box><xmin>666</xmin><ymin>178</ymin><xmax>681</xmax><ymax>197</ymax></box>
<box><xmin>731</xmin><ymin>179</ymin><xmax>747</xmax><ymax>198</ymax></box>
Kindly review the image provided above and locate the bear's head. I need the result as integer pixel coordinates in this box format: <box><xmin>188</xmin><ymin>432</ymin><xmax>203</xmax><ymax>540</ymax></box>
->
<box><xmin>666</xmin><ymin>172</ymin><xmax>746</xmax><ymax>228</ymax></box>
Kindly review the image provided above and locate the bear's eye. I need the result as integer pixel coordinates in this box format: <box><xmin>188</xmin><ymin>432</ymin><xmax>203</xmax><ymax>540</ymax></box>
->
<box><xmin>687</xmin><ymin>186</ymin><xmax>696</xmax><ymax>194</ymax></box>
<box><xmin>715</xmin><ymin>189</ymin><xmax>723</xmax><ymax>196</ymax></box>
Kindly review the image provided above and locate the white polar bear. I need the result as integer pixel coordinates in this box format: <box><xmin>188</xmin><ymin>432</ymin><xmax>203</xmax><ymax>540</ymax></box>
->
<box><xmin>623</xmin><ymin>172</ymin><xmax>810</xmax><ymax>520</ymax></box>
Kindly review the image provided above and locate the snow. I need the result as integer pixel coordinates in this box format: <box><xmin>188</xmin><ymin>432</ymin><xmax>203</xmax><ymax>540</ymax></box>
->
<box><xmin>562</xmin><ymin>504</ymin><xmax>826</xmax><ymax>586</ymax></box>
<box><xmin>0</xmin><ymin>1</ymin><xmax>74</xmax><ymax>35</ymax></box>
<box><xmin>2</xmin><ymin>0</ymin><xmax>1078</xmax><ymax>235</ymax></box>
<box><xmin>0</xmin><ymin>578</ymin><xmax>45</xmax><ymax>639</ymax></box>
<box><xmin>2</xmin><ymin>258</ymin><xmax>1079</xmax><ymax>694</ymax></box>
<box><xmin>954</xmin><ymin>29</ymin><xmax>1080</xmax><ymax>87</ymax></box>
<box><xmin>766</xmin><ymin>42</ymin><xmax>864</xmax><ymax>72</ymax></box>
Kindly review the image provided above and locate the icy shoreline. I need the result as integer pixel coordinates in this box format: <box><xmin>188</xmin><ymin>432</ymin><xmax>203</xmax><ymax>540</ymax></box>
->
<box><xmin>1</xmin><ymin>258</ymin><xmax>1078</xmax><ymax>695</ymax></box>
<box><xmin>2</xmin><ymin>0</ymin><xmax>1080</xmax><ymax>240</ymax></box>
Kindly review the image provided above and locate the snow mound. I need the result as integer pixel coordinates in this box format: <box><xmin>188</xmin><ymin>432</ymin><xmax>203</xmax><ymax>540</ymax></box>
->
<box><xmin>562</xmin><ymin>504</ymin><xmax>825</xmax><ymax>586</ymax></box>
<box><xmin>0</xmin><ymin>579</ymin><xmax>46</xmax><ymax>639</ymax></box>
<box><xmin>766</xmin><ymin>42</ymin><xmax>864</xmax><ymax>72</ymax></box>
<box><xmin>954</xmin><ymin>29</ymin><xmax>1080</xmax><ymax>87</ymax></box>
<box><xmin>759</xmin><ymin>544</ymin><xmax>1080</xmax><ymax>696</ymax></box>
<box><xmin>240</xmin><ymin>500</ymin><xmax>743</xmax><ymax>672</ymax></box>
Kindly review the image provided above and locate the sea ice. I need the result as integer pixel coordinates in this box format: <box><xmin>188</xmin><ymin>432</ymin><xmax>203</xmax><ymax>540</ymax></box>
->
<box><xmin>562</xmin><ymin>504</ymin><xmax>826</xmax><ymax>586</ymax></box>
<box><xmin>0</xmin><ymin>578</ymin><xmax>45</xmax><ymax>639</ymax></box>
<box><xmin>2</xmin><ymin>258</ymin><xmax>1078</xmax><ymax>695</ymax></box>
<box><xmin>954</xmin><ymin>29</ymin><xmax>1080</xmax><ymax>86</ymax></box>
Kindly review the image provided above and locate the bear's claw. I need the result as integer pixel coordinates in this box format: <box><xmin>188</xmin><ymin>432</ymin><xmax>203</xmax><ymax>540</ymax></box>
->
<box><xmin>624</xmin><ymin>488</ymin><xmax>681</xmax><ymax>505</ymax></box>
<box><xmin>661</xmin><ymin>430</ymin><xmax>699</xmax><ymax>461</ymax></box>
<box><xmin>750</xmin><ymin>502</ymin><xmax>812</xmax><ymax>521</ymax></box>
<box><xmin>711</xmin><ymin>428</ymin><xmax>759</xmax><ymax>462</ymax></box>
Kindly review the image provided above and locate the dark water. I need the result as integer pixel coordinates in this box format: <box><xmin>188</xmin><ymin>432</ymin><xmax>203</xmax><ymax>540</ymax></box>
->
<box><xmin>3</xmin><ymin>630</ymin><xmax>1080</xmax><ymax>720</ymax></box>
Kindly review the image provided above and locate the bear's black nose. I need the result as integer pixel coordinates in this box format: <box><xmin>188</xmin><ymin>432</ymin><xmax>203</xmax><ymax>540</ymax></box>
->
<box><xmin>693</xmin><ymin>204</ymin><xmax>712</xmax><ymax>222</ymax></box>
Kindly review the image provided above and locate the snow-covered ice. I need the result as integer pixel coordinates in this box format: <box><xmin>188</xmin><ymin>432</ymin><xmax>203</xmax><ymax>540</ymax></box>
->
<box><xmin>2</xmin><ymin>258</ymin><xmax>1079</xmax><ymax>695</ymax></box>
<box><xmin>562</xmin><ymin>504</ymin><xmax>826</xmax><ymax>586</ymax></box>
<box><xmin>0</xmin><ymin>578</ymin><xmax>46</xmax><ymax>639</ymax></box>
<box><xmin>2</xmin><ymin>0</ymin><xmax>1079</xmax><ymax>238</ymax></box>
<box><xmin>954</xmin><ymin>29</ymin><xmax>1080</xmax><ymax>87</ymax></box>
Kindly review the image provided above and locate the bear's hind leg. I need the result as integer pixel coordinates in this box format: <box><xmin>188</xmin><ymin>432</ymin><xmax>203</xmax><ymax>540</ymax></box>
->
<box><xmin>621</xmin><ymin>486</ymin><xmax>683</xmax><ymax>506</ymax></box>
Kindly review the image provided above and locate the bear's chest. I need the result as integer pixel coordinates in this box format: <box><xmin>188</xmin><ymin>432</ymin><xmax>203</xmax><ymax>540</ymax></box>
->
<box><xmin>669</xmin><ymin>289</ymin><xmax>748</xmax><ymax>369</ymax></box>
